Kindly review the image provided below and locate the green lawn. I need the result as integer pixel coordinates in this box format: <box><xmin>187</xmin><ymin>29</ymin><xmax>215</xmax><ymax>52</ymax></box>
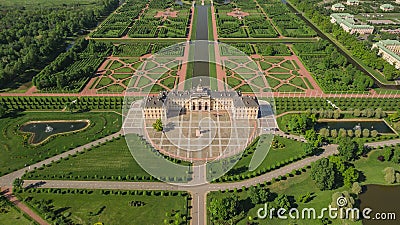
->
<box><xmin>23</xmin><ymin>137</ymin><xmax>155</xmax><ymax>181</ymax></box>
<box><xmin>109</xmin><ymin>60</ymin><xmax>124</xmax><ymax>70</ymax></box>
<box><xmin>0</xmin><ymin>111</ymin><xmax>121</xmax><ymax>176</ymax></box>
<box><xmin>18</xmin><ymin>189</ymin><xmax>189</xmax><ymax>225</ymax></box>
<box><xmin>95</xmin><ymin>77</ymin><xmax>113</xmax><ymax>89</ymax></box>
<box><xmin>355</xmin><ymin>149</ymin><xmax>400</xmax><ymax>185</ymax></box>
<box><xmin>97</xmin><ymin>84</ymin><xmax>125</xmax><ymax>93</ymax></box>
<box><xmin>277</xmin><ymin>84</ymin><xmax>303</xmax><ymax>92</ymax></box>
<box><xmin>0</xmin><ymin>204</ymin><xmax>34</xmax><ymax>225</ymax></box>
<box><xmin>218</xmin><ymin>136</ymin><xmax>306</xmax><ymax>182</ymax></box>
<box><xmin>268</xmin><ymin>67</ymin><xmax>290</xmax><ymax>73</ymax></box>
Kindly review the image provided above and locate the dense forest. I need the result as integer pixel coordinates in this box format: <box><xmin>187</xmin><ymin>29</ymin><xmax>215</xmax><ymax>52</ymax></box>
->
<box><xmin>0</xmin><ymin>0</ymin><xmax>119</xmax><ymax>89</ymax></box>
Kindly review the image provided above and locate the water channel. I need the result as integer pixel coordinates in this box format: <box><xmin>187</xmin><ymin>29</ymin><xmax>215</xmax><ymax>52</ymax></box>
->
<box><xmin>192</xmin><ymin>4</ymin><xmax>210</xmax><ymax>88</ymax></box>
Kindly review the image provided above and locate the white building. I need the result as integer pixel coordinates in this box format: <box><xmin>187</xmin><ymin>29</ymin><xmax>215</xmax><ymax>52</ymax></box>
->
<box><xmin>330</xmin><ymin>13</ymin><xmax>374</xmax><ymax>35</ymax></box>
<box><xmin>143</xmin><ymin>86</ymin><xmax>260</xmax><ymax>119</ymax></box>
<box><xmin>372</xmin><ymin>40</ymin><xmax>400</xmax><ymax>70</ymax></box>
<box><xmin>380</xmin><ymin>4</ymin><xmax>395</xmax><ymax>11</ymax></box>
<box><xmin>332</xmin><ymin>3</ymin><xmax>346</xmax><ymax>11</ymax></box>
<box><xmin>347</xmin><ymin>0</ymin><xmax>360</xmax><ymax>6</ymax></box>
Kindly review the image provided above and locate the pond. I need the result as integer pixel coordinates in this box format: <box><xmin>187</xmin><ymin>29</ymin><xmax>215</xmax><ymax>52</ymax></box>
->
<box><xmin>20</xmin><ymin>120</ymin><xmax>89</xmax><ymax>144</ymax></box>
<box><xmin>315</xmin><ymin>120</ymin><xmax>395</xmax><ymax>134</ymax></box>
<box><xmin>359</xmin><ymin>185</ymin><xmax>400</xmax><ymax>224</ymax></box>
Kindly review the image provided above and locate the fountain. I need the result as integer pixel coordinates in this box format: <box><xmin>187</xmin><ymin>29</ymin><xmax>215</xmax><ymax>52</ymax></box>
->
<box><xmin>353</xmin><ymin>123</ymin><xmax>361</xmax><ymax>130</ymax></box>
<box><xmin>45</xmin><ymin>125</ymin><xmax>54</xmax><ymax>133</ymax></box>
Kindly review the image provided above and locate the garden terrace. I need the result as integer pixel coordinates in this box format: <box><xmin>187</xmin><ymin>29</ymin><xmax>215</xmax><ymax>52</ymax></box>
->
<box><xmin>214</xmin><ymin>1</ymin><xmax>278</xmax><ymax>38</ymax></box>
<box><xmin>257</xmin><ymin>0</ymin><xmax>317</xmax><ymax>37</ymax></box>
<box><xmin>292</xmin><ymin>40</ymin><xmax>374</xmax><ymax>92</ymax></box>
<box><xmin>91</xmin><ymin>0</ymin><xmax>148</xmax><ymax>38</ymax></box>
<box><xmin>127</xmin><ymin>0</ymin><xmax>192</xmax><ymax>38</ymax></box>
<box><xmin>219</xmin><ymin>43</ymin><xmax>292</xmax><ymax>56</ymax></box>
<box><xmin>16</xmin><ymin>188</ymin><xmax>190</xmax><ymax>225</ymax></box>
<box><xmin>32</xmin><ymin>40</ymin><xmax>113</xmax><ymax>92</ymax></box>
<box><xmin>0</xmin><ymin>112</ymin><xmax>121</xmax><ymax>176</ymax></box>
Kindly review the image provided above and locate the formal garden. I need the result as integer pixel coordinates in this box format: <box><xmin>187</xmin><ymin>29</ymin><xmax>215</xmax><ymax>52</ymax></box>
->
<box><xmin>292</xmin><ymin>40</ymin><xmax>375</xmax><ymax>92</ymax></box>
<box><xmin>15</xmin><ymin>188</ymin><xmax>190</xmax><ymax>225</ymax></box>
<box><xmin>257</xmin><ymin>0</ymin><xmax>317</xmax><ymax>38</ymax></box>
<box><xmin>91</xmin><ymin>0</ymin><xmax>148</xmax><ymax>38</ymax></box>
<box><xmin>127</xmin><ymin>0</ymin><xmax>192</xmax><ymax>38</ymax></box>
<box><xmin>215</xmin><ymin>0</ymin><xmax>279</xmax><ymax>38</ymax></box>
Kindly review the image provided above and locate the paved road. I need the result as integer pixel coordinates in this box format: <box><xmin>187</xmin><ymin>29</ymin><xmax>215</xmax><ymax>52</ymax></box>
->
<box><xmin>365</xmin><ymin>139</ymin><xmax>400</xmax><ymax>148</ymax></box>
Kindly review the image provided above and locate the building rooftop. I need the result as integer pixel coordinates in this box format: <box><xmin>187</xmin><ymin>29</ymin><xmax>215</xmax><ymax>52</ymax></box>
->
<box><xmin>331</xmin><ymin>13</ymin><xmax>374</xmax><ymax>30</ymax></box>
<box><xmin>373</xmin><ymin>40</ymin><xmax>400</xmax><ymax>62</ymax></box>
<box><xmin>332</xmin><ymin>3</ymin><xmax>345</xmax><ymax>8</ymax></box>
<box><xmin>144</xmin><ymin>86</ymin><xmax>259</xmax><ymax>108</ymax></box>
<box><xmin>380</xmin><ymin>4</ymin><xmax>394</xmax><ymax>9</ymax></box>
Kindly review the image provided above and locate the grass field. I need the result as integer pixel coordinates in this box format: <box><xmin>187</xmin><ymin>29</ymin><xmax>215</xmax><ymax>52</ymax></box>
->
<box><xmin>0</xmin><ymin>112</ymin><xmax>121</xmax><ymax>176</ymax></box>
<box><xmin>18</xmin><ymin>189</ymin><xmax>189</xmax><ymax>225</ymax></box>
<box><xmin>23</xmin><ymin>137</ymin><xmax>154</xmax><ymax>181</ymax></box>
<box><xmin>219</xmin><ymin>136</ymin><xmax>306</xmax><ymax>181</ymax></box>
<box><xmin>355</xmin><ymin>149</ymin><xmax>400</xmax><ymax>185</ymax></box>
<box><xmin>0</xmin><ymin>204</ymin><xmax>34</xmax><ymax>225</ymax></box>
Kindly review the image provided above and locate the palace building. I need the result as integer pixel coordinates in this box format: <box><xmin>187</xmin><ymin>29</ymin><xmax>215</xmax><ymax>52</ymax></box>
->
<box><xmin>143</xmin><ymin>85</ymin><xmax>259</xmax><ymax>119</ymax></box>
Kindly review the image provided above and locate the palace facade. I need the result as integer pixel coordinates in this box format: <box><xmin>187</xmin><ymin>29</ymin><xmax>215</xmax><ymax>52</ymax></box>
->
<box><xmin>143</xmin><ymin>86</ymin><xmax>259</xmax><ymax>119</ymax></box>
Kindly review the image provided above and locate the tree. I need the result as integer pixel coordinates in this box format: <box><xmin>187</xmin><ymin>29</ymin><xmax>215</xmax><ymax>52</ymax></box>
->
<box><xmin>13</xmin><ymin>178</ymin><xmax>23</xmax><ymax>189</ymax></box>
<box><xmin>362</xmin><ymin>129</ymin><xmax>370</xmax><ymax>138</ymax></box>
<box><xmin>331</xmin><ymin>129</ymin><xmax>338</xmax><ymax>138</ymax></box>
<box><xmin>343</xmin><ymin>167</ymin><xmax>359</xmax><ymax>188</ymax></box>
<box><xmin>347</xmin><ymin>129</ymin><xmax>354</xmax><ymax>138</ymax></box>
<box><xmin>333</xmin><ymin>110</ymin><xmax>341</xmax><ymax>119</ymax></box>
<box><xmin>274</xmin><ymin>194</ymin><xmax>292</xmax><ymax>209</ymax></box>
<box><xmin>209</xmin><ymin>195</ymin><xmax>238</xmax><ymax>222</ymax></box>
<box><xmin>248</xmin><ymin>186</ymin><xmax>271</xmax><ymax>205</ymax></box>
<box><xmin>353</xmin><ymin>109</ymin><xmax>361</xmax><ymax>117</ymax></box>
<box><xmin>371</xmin><ymin>130</ymin><xmax>378</xmax><ymax>138</ymax></box>
<box><xmin>310</xmin><ymin>158</ymin><xmax>336</xmax><ymax>190</ymax></box>
<box><xmin>248</xmin><ymin>186</ymin><xmax>260</xmax><ymax>205</ymax></box>
<box><xmin>337</xmin><ymin>138</ymin><xmax>360</xmax><ymax>161</ymax></box>
<box><xmin>0</xmin><ymin>104</ymin><xmax>7</xmax><ymax>118</ymax></box>
<box><xmin>303</xmin><ymin>143</ymin><xmax>316</xmax><ymax>156</ymax></box>
<box><xmin>384</xmin><ymin>167</ymin><xmax>396</xmax><ymax>184</ymax></box>
<box><xmin>351</xmin><ymin>182</ymin><xmax>362</xmax><ymax>194</ymax></box>
<box><xmin>354</xmin><ymin>129</ymin><xmax>362</xmax><ymax>138</ymax></box>
<box><xmin>152</xmin><ymin>118</ymin><xmax>163</xmax><ymax>132</ymax></box>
